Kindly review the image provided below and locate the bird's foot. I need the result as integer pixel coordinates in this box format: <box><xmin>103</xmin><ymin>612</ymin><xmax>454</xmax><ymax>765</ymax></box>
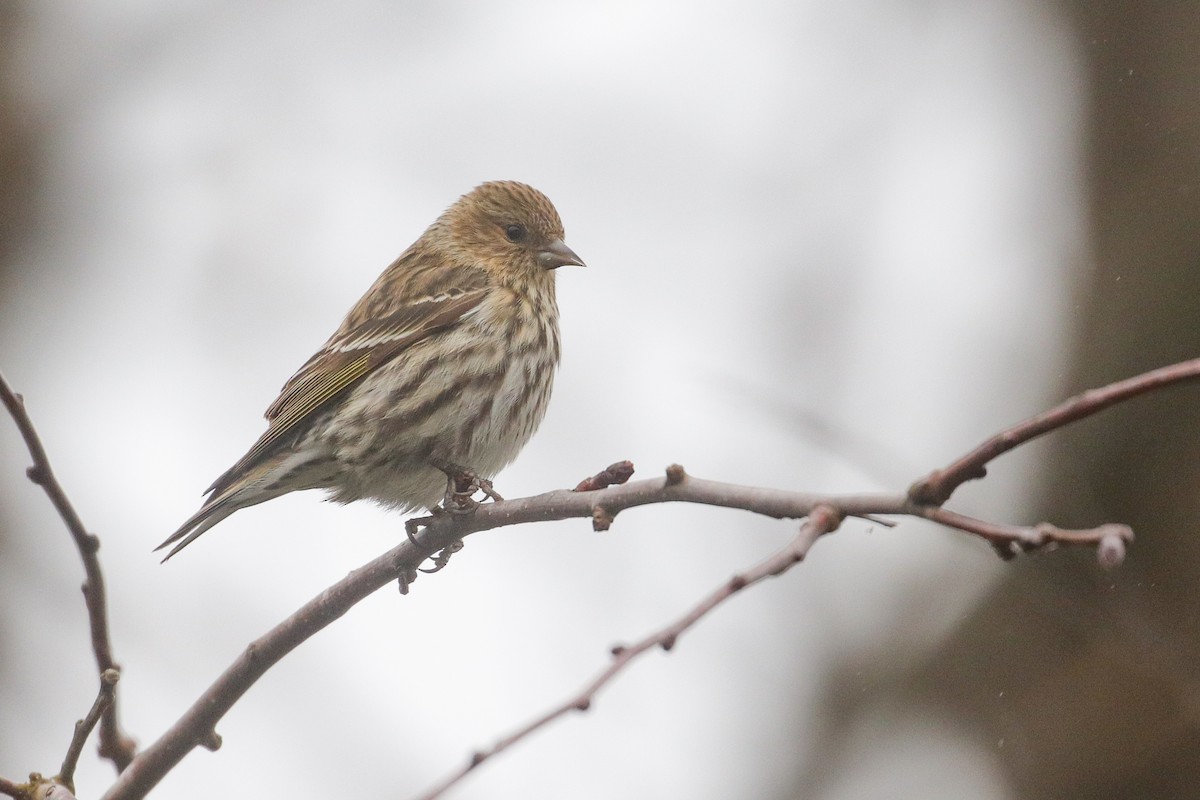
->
<box><xmin>405</xmin><ymin>512</ymin><xmax>438</xmax><ymax>547</ymax></box>
<box><xmin>419</xmin><ymin>539</ymin><xmax>464</xmax><ymax>574</ymax></box>
<box><xmin>401</xmin><ymin>465</ymin><xmax>500</xmax><ymax>589</ymax></box>
<box><xmin>437</xmin><ymin>464</ymin><xmax>504</xmax><ymax>514</ymax></box>
<box><xmin>401</xmin><ymin>510</ymin><xmax>464</xmax><ymax>589</ymax></box>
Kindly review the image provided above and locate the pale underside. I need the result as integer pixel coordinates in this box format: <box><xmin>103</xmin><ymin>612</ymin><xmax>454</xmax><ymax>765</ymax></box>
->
<box><xmin>235</xmin><ymin>285</ymin><xmax>559</xmax><ymax>512</ymax></box>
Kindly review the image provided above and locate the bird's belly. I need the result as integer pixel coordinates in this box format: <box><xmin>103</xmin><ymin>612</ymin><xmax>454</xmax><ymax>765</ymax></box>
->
<box><xmin>318</xmin><ymin>338</ymin><xmax>556</xmax><ymax>511</ymax></box>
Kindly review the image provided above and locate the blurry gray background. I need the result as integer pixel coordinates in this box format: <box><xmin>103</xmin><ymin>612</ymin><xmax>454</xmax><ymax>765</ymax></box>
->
<box><xmin>2</xmin><ymin>1</ymin><xmax>1198</xmax><ymax>798</ymax></box>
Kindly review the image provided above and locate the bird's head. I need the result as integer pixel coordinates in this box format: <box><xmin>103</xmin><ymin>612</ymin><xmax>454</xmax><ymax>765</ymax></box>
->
<box><xmin>440</xmin><ymin>181</ymin><xmax>585</xmax><ymax>284</ymax></box>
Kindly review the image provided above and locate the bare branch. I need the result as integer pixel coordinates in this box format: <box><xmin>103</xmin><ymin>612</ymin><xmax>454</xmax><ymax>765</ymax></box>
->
<box><xmin>99</xmin><ymin>471</ymin><xmax>1125</xmax><ymax>799</ymax></box>
<box><xmin>413</xmin><ymin>505</ymin><xmax>843</xmax><ymax>800</ymax></box>
<box><xmin>0</xmin><ymin>372</ymin><xmax>136</xmax><ymax>770</ymax></box>
<box><xmin>20</xmin><ymin>358</ymin><xmax>1192</xmax><ymax>798</ymax></box>
<box><xmin>909</xmin><ymin>357</ymin><xmax>1200</xmax><ymax>505</ymax></box>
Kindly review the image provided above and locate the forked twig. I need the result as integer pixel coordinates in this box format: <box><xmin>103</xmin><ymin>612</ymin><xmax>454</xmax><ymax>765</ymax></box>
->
<box><xmin>0</xmin><ymin>372</ymin><xmax>136</xmax><ymax>770</ymax></box>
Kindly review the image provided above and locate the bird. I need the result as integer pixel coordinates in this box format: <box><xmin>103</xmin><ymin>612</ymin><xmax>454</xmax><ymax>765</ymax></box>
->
<box><xmin>156</xmin><ymin>181</ymin><xmax>584</xmax><ymax>561</ymax></box>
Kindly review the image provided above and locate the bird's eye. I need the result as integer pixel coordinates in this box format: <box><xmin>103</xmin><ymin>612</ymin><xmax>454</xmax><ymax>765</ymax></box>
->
<box><xmin>505</xmin><ymin>224</ymin><xmax>526</xmax><ymax>242</ymax></box>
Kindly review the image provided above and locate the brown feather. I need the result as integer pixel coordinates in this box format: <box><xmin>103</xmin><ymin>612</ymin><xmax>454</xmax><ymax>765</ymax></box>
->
<box><xmin>205</xmin><ymin>285</ymin><xmax>487</xmax><ymax>498</ymax></box>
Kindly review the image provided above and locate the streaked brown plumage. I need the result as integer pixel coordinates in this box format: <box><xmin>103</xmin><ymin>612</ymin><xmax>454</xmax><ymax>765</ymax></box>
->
<box><xmin>157</xmin><ymin>181</ymin><xmax>583</xmax><ymax>561</ymax></box>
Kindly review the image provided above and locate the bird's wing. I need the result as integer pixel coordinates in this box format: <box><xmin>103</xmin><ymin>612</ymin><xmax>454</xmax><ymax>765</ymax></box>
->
<box><xmin>203</xmin><ymin>284</ymin><xmax>489</xmax><ymax>498</ymax></box>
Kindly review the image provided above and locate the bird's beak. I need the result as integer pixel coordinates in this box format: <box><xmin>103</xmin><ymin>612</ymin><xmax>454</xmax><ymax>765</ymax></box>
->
<box><xmin>538</xmin><ymin>239</ymin><xmax>586</xmax><ymax>270</ymax></box>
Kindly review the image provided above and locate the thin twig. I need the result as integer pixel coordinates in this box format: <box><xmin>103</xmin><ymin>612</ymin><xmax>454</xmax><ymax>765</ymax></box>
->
<box><xmin>914</xmin><ymin>505</ymin><xmax>1133</xmax><ymax>561</ymax></box>
<box><xmin>412</xmin><ymin>505</ymin><xmax>843</xmax><ymax>800</ymax></box>
<box><xmin>909</xmin><ymin>356</ymin><xmax>1200</xmax><ymax>505</ymax></box>
<box><xmin>0</xmin><ymin>372</ymin><xmax>136</xmax><ymax>770</ymax></box>
<box><xmin>58</xmin><ymin>669</ymin><xmax>121</xmax><ymax>791</ymax></box>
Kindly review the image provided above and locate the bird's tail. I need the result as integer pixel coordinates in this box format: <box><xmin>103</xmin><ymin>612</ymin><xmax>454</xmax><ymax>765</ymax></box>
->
<box><xmin>156</xmin><ymin>449</ymin><xmax>324</xmax><ymax>562</ymax></box>
<box><xmin>155</xmin><ymin>495</ymin><xmax>247</xmax><ymax>562</ymax></box>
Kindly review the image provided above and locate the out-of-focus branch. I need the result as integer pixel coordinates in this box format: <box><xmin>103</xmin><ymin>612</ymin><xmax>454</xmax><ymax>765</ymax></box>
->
<box><xmin>0</xmin><ymin>372</ymin><xmax>136</xmax><ymax>770</ymax></box>
<box><xmin>414</xmin><ymin>505</ymin><xmax>843</xmax><ymax>800</ymax></box>
<box><xmin>909</xmin><ymin>356</ymin><xmax>1200</xmax><ymax>505</ymax></box>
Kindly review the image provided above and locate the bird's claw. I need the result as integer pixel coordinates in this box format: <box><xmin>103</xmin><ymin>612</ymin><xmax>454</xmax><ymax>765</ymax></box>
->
<box><xmin>419</xmin><ymin>539</ymin><xmax>464</xmax><ymax>574</ymax></box>
<box><xmin>404</xmin><ymin>511</ymin><xmax>464</xmax><ymax>579</ymax></box>
<box><xmin>438</xmin><ymin>465</ymin><xmax>503</xmax><ymax>513</ymax></box>
<box><xmin>405</xmin><ymin>511</ymin><xmax>440</xmax><ymax>547</ymax></box>
<box><xmin>404</xmin><ymin>464</ymin><xmax>494</xmax><ymax>582</ymax></box>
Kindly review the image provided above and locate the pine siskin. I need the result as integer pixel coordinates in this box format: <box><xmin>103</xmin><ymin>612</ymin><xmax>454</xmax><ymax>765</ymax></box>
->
<box><xmin>157</xmin><ymin>181</ymin><xmax>584</xmax><ymax>561</ymax></box>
